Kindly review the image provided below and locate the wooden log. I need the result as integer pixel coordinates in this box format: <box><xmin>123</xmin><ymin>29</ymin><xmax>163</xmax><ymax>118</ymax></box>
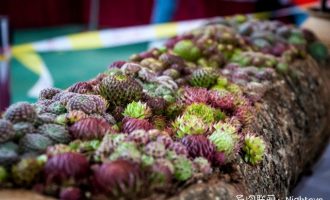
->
<box><xmin>1</xmin><ymin>57</ymin><xmax>329</xmax><ymax>200</ymax></box>
<box><xmin>149</xmin><ymin>57</ymin><xmax>330</xmax><ymax>200</ymax></box>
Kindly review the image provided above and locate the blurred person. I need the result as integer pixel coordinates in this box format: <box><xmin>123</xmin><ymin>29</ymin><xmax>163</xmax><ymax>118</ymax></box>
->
<box><xmin>149</xmin><ymin>0</ymin><xmax>178</xmax><ymax>48</ymax></box>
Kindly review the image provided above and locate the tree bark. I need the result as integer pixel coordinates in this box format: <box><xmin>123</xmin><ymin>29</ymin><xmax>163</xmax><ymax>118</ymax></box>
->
<box><xmin>155</xmin><ymin>57</ymin><xmax>330</xmax><ymax>200</ymax></box>
<box><xmin>0</xmin><ymin>58</ymin><xmax>329</xmax><ymax>200</ymax></box>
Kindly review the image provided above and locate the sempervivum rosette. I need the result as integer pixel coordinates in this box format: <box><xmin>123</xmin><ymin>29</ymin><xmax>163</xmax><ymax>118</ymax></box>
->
<box><xmin>0</xmin><ymin>119</ymin><xmax>15</xmax><ymax>143</ymax></box>
<box><xmin>92</xmin><ymin>160</ymin><xmax>143</xmax><ymax>198</ymax></box>
<box><xmin>67</xmin><ymin>81</ymin><xmax>94</xmax><ymax>94</ymax></box>
<box><xmin>149</xmin><ymin>158</ymin><xmax>174</xmax><ymax>189</ymax></box>
<box><xmin>181</xmin><ymin>135</ymin><xmax>215</xmax><ymax>162</ymax></box>
<box><xmin>122</xmin><ymin>117</ymin><xmax>153</xmax><ymax>134</ymax></box>
<box><xmin>66</xmin><ymin>94</ymin><xmax>99</xmax><ymax>114</ymax></box>
<box><xmin>208</xmin><ymin>90</ymin><xmax>235</xmax><ymax>111</ymax></box>
<box><xmin>189</xmin><ymin>68</ymin><xmax>218</xmax><ymax>88</ymax></box>
<box><xmin>38</xmin><ymin>88</ymin><xmax>62</xmax><ymax>100</ymax></box>
<box><xmin>69</xmin><ymin>117</ymin><xmax>114</xmax><ymax>140</ymax></box>
<box><xmin>3</xmin><ymin>102</ymin><xmax>37</xmax><ymax>123</ymax></box>
<box><xmin>98</xmin><ymin>74</ymin><xmax>143</xmax><ymax>107</ymax></box>
<box><xmin>178</xmin><ymin>87</ymin><xmax>209</xmax><ymax>105</ymax></box>
<box><xmin>11</xmin><ymin>158</ymin><xmax>44</xmax><ymax>186</ymax></box>
<box><xmin>44</xmin><ymin>152</ymin><xmax>89</xmax><ymax>184</ymax></box>
<box><xmin>38</xmin><ymin>124</ymin><xmax>71</xmax><ymax>144</ymax></box>
<box><xmin>19</xmin><ymin>133</ymin><xmax>54</xmax><ymax>153</ymax></box>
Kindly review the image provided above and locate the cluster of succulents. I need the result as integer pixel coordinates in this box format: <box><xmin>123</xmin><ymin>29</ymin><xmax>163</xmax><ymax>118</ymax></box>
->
<box><xmin>0</xmin><ymin>16</ymin><xmax>328</xmax><ymax>199</ymax></box>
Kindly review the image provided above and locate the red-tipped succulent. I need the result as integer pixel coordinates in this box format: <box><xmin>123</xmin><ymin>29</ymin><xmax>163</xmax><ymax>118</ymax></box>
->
<box><xmin>67</xmin><ymin>81</ymin><xmax>94</xmax><ymax>94</ymax></box>
<box><xmin>178</xmin><ymin>87</ymin><xmax>209</xmax><ymax>105</ymax></box>
<box><xmin>69</xmin><ymin>117</ymin><xmax>113</xmax><ymax>140</ymax></box>
<box><xmin>44</xmin><ymin>152</ymin><xmax>89</xmax><ymax>184</ymax></box>
<box><xmin>208</xmin><ymin>90</ymin><xmax>235</xmax><ymax>111</ymax></box>
<box><xmin>92</xmin><ymin>160</ymin><xmax>143</xmax><ymax>198</ymax></box>
<box><xmin>122</xmin><ymin>117</ymin><xmax>153</xmax><ymax>134</ymax></box>
<box><xmin>181</xmin><ymin>135</ymin><xmax>215</xmax><ymax>162</ymax></box>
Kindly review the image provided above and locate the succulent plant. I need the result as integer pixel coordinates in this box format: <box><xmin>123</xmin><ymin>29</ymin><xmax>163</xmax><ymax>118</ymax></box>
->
<box><xmin>127</xmin><ymin>129</ymin><xmax>150</xmax><ymax>145</ymax></box>
<box><xmin>0</xmin><ymin>166</ymin><xmax>8</xmax><ymax>183</ymax></box>
<box><xmin>165</xmin><ymin>103</ymin><xmax>184</xmax><ymax>120</ymax></box>
<box><xmin>150</xmin><ymin>158</ymin><xmax>174</xmax><ymax>188</ymax></box>
<box><xmin>95</xmin><ymin>133</ymin><xmax>128</xmax><ymax>159</ymax></box>
<box><xmin>47</xmin><ymin>101</ymin><xmax>67</xmax><ymax>115</ymax></box>
<box><xmin>150</xmin><ymin>115</ymin><xmax>167</xmax><ymax>130</ymax></box>
<box><xmin>66</xmin><ymin>94</ymin><xmax>97</xmax><ymax>114</ymax></box>
<box><xmin>92</xmin><ymin>160</ymin><xmax>143</xmax><ymax>198</ymax></box>
<box><xmin>183</xmin><ymin>103</ymin><xmax>215</xmax><ymax>125</ymax></box>
<box><xmin>234</xmin><ymin>105</ymin><xmax>254</xmax><ymax>126</ymax></box>
<box><xmin>145</xmin><ymin>96</ymin><xmax>167</xmax><ymax>115</ymax></box>
<box><xmin>99</xmin><ymin>74</ymin><xmax>143</xmax><ymax>107</ymax></box>
<box><xmin>156</xmin><ymin>134</ymin><xmax>173</xmax><ymax>148</ymax></box>
<box><xmin>123</xmin><ymin>101</ymin><xmax>152</xmax><ymax>119</ymax></box>
<box><xmin>0</xmin><ymin>119</ymin><xmax>15</xmax><ymax>143</ymax></box>
<box><xmin>178</xmin><ymin>87</ymin><xmax>209</xmax><ymax>105</ymax></box>
<box><xmin>38</xmin><ymin>124</ymin><xmax>71</xmax><ymax>144</ymax></box>
<box><xmin>109</xmin><ymin>141</ymin><xmax>141</xmax><ymax>163</ymax></box>
<box><xmin>0</xmin><ymin>147</ymin><xmax>19</xmax><ymax>166</ymax></box>
<box><xmin>39</xmin><ymin>88</ymin><xmax>62</xmax><ymax>100</ymax></box>
<box><xmin>36</xmin><ymin>113</ymin><xmax>58</xmax><ymax>125</ymax></box>
<box><xmin>141</xmin><ymin>154</ymin><xmax>155</xmax><ymax>167</ymax></box>
<box><xmin>67</xmin><ymin>81</ymin><xmax>94</xmax><ymax>94</ymax></box>
<box><xmin>243</xmin><ymin>134</ymin><xmax>266</xmax><ymax>165</ymax></box>
<box><xmin>53</xmin><ymin>92</ymin><xmax>78</xmax><ymax>106</ymax></box>
<box><xmin>11</xmin><ymin>158</ymin><xmax>44</xmax><ymax>186</ymax></box>
<box><xmin>212</xmin><ymin>151</ymin><xmax>226</xmax><ymax>166</ymax></box>
<box><xmin>193</xmin><ymin>157</ymin><xmax>212</xmax><ymax>175</ymax></box>
<box><xmin>19</xmin><ymin>133</ymin><xmax>54</xmax><ymax>153</ymax></box>
<box><xmin>122</xmin><ymin>117</ymin><xmax>153</xmax><ymax>134</ymax></box>
<box><xmin>69</xmin><ymin>118</ymin><xmax>112</xmax><ymax>140</ymax></box>
<box><xmin>172</xmin><ymin>115</ymin><xmax>208</xmax><ymax>138</ymax></box>
<box><xmin>44</xmin><ymin>152</ymin><xmax>89</xmax><ymax>183</ymax></box>
<box><xmin>3</xmin><ymin>102</ymin><xmax>37</xmax><ymax>123</ymax></box>
<box><xmin>307</xmin><ymin>42</ymin><xmax>328</xmax><ymax>61</ymax></box>
<box><xmin>173</xmin><ymin>40</ymin><xmax>201</xmax><ymax>61</ymax></box>
<box><xmin>208</xmin><ymin>122</ymin><xmax>240</xmax><ymax>161</ymax></box>
<box><xmin>168</xmin><ymin>142</ymin><xmax>188</xmax><ymax>156</ymax></box>
<box><xmin>208</xmin><ymin>90</ymin><xmax>235</xmax><ymax>111</ymax></box>
<box><xmin>189</xmin><ymin>68</ymin><xmax>218</xmax><ymax>88</ymax></box>
<box><xmin>172</xmin><ymin>155</ymin><xmax>193</xmax><ymax>181</ymax></box>
<box><xmin>144</xmin><ymin>141</ymin><xmax>166</xmax><ymax>158</ymax></box>
<box><xmin>181</xmin><ymin>135</ymin><xmax>215</xmax><ymax>161</ymax></box>
<box><xmin>65</xmin><ymin>110</ymin><xmax>88</xmax><ymax>125</ymax></box>
<box><xmin>46</xmin><ymin>144</ymin><xmax>73</xmax><ymax>156</ymax></box>
<box><xmin>60</xmin><ymin>187</ymin><xmax>82</xmax><ymax>200</ymax></box>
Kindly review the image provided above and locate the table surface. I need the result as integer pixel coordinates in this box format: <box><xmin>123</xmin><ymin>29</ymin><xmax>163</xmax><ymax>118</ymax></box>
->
<box><xmin>10</xmin><ymin>25</ymin><xmax>330</xmax><ymax>199</ymax></box>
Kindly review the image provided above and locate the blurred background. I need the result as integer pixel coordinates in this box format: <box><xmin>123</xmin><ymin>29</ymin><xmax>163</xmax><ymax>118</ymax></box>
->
<box><xmin>0</xmin><ymin>1</ymin><xmax>329</xmax><ymax>198</ymax></box>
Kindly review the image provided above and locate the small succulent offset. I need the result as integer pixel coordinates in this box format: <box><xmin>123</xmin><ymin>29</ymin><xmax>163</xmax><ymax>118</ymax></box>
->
<box><xmin>208</xmin><ymin>122</ymin><xmax>240</xmax><ymax>162</ymax></box>
<box><xmin>193</xmin><ymin>157</ymin><xmax>212</xmax><ymax>175</ymax></box>
<box><xmin>109</xmin><ymin>141</ymin><xmax>142</xmax><ymax>163</ymax></box>
<box><xmin>243</xmin><ymin>134</ymin><xmax>266</xmax><ymax>165</ymax></box>
<box><xmin>172</xmin><ymin>155</ymin><xmax>193</xmax><ymax>181</ymax></box>
<box><xmin>123</xmin><ymin>101</ymin><xmax>152</xmax><ymax>119</ymax></box>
